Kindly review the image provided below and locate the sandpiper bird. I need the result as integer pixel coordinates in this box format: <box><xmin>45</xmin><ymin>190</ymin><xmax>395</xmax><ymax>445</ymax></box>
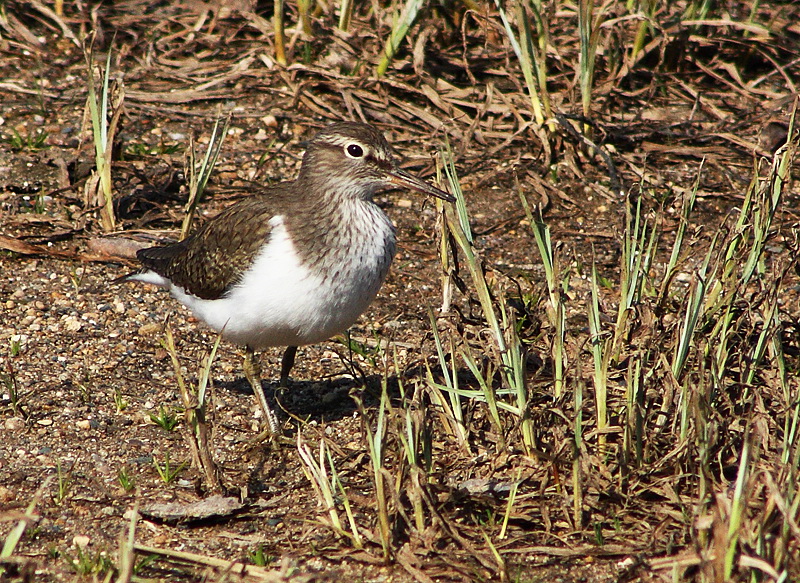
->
<box><xmin>122</xmin><ymin>122</ymin><xmax>453</xmax><ymax>434</ymax></box>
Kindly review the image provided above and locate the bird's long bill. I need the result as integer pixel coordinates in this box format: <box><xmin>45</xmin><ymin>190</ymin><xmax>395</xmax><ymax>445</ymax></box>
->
<box><xmin>388</xmin><ymin>168</ymin><xmax>456</xmax><ymax>203</ymax></box>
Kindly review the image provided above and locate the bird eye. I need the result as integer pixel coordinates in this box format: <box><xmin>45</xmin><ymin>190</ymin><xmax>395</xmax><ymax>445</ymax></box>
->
<box><xmin>346</xmin><ymin>143</ymin><xmax>364</xmax><ymax>158</ymax></box>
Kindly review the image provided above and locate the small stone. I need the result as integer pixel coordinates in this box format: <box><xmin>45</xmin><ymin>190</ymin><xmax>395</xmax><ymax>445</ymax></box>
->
<box><xmin>72</xmin><ymin>535</ymin><xmax>90</xmax><ymax>549</ymax></box>
<box><xmin>5</xmin><ymin>418</ymin><xmax>25</xmax><ymax>431</ymax></box>
<box><xmin>396</xmin><ymin>198</ymin><xmax>413</xmax><ymax>209</ymax></box>
<box><xmin>36</xmin><ymin>419</ymin><xmax>53</xmax><ymax>426</ymax></box>
<box><xmin>76</xmin><ymin>419</ymin><xmax>92</xmax><ymax>430</ymax></box>
<box><xmin>138</xmin><ymin>322</ymin><xmax>162</xmax><ymax>336</ymax></box>
<box><xmin>0</xmin><ymin>485</ymin><xmax>14</xmax><ymax>503</ymax></box>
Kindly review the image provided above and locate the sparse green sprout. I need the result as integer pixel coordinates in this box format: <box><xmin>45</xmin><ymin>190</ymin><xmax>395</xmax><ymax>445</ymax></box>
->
<box><xmin>2</xmin><ymin>369</ymin><xmax>21</xmax><ymax>417</ymax></box>
<box><xmin>67</xmin><ymin>265</ymin><xmax>85</xmax><ymax>293</ymax></box>
<box><xmin>5</xmin><ymin>127</ymin><xmax>48</xmax><ymax>151</ymax></box>
<box><xmin>113</xmin><ymin>389</ymin><xmax>128</xmax><ymax>413</ymax></box>
<box><xmin>248</xmin><ymin>545</ymin><xmax>275</xmax><ymax>567</ymax></box>
<box><xmin>153</xmin><ymin>452</ymin><xmax>187</xmax><ymax>484</ymax></box>
<box><xmin>66</xmin><ymin>546</ymin><xmax>115</xmax><ymax>577</ymax></box>
<box><xmin>593</xmin><ymin>522</ymin><xmax>605</xmax><ymax>546</ymax></box>
<box><xmin>149</xmin><ymin>404</ymin><xmax>180</xmax><ymax>432</ymax></box>
<box><xmin>54</xmin><ymin>460</ymin><xmax>70</xmax><ymax>505</ymax></box>
<box><xmin>117</xmin><ymin>467</ymin><xmax>135</xmax><ymax>492</ymax></box>
<box><xmin>133</xmin><ymin>553</ymin><xmax>158</xmax><ymax>575</ymax></box>
<box><xmin>9</xmin><ymin>336</ymin><xmax>22</xmax><ymax>357</ymax></box>
<box><xmin>339</xmin><ymin>331</ymin><xmax>383</xmax><ymax>370</ymax></box>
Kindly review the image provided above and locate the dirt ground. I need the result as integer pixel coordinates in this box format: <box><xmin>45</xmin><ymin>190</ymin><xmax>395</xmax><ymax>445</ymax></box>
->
<box><xmin>2</xmin><ymin>1</ymin><xmax>800</xmax><ymax>582</ymax></box>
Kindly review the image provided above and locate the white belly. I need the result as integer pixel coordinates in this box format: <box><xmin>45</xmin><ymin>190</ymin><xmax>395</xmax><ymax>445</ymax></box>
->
<box><xmin>144</xmin><ymin>213</ymin><xmax>395</xmax><ymax>349</ymax></box>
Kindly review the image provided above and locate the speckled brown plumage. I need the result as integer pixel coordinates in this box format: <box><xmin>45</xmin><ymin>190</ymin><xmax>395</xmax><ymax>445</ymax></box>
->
<box><xmin>137</xmin><ymin>194</ymin><xmax>284</xmax><ymax>300</ymax></box>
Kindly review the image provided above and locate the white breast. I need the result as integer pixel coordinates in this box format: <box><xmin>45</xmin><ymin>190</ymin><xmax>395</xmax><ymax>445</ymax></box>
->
<box><xmin>148</xmin><ymin>211</ymin><xmax>395</xmax><ymax>349</ymax></box>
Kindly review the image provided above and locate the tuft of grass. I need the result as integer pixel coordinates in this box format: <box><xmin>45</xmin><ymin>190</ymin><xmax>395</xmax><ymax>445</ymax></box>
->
<box><xmin>2</xmin><ymin>361</ymin><xmax>22</xmax><ymax>417</ymax></box>
<box><xmin>296</xmin><ymin>432</ymin><xmax>364</xmax><ymax>549</ymax></box>
<box><xmin>84</xmin><ymin>40</ymin><xmax>124</xmax><ymax>233</ymax></box>
<box><xmin>117</xmin><ymin>467</ymin><xmax>135</xmax><ymax>493</ymax></box>
<box><xmin>9</xmin><ymin>335</ymin><xmax>23</xmax><ymax>357</ymax></box>
<box><xmin>148</xmin><ymin>404</ymin><xmax>180</xmax><ymax>432</ymax></box>
<box><xmin>248</xmin><ymin>545</ymin><xmax>275</xmax><ymax>567</ymax></box>
<box><xmin>376</xmin><ymin>0</ymin><xmax>424</xmax><ymax>77</ymax></box>
<box><xmin>153</xmin><ymin>452</ymin><xmax>188</xmax><ymax>485</ymax></box>
<box><xmin>438</xmin><ymin>142</ymin><xmax>535</xmax><ymax>452</ymax></box>
<box><xmin>112</xmin><ymin>388</ymin><xmax>128</xmax><ymax>413</ymax></box>
<box><xmin>53</xmin><ymin>460</ymin><xmax>71</xmax><ymax>506</ymax></box>
<box><xmin>65</xmin><ymin>546</ymin><xmax>115</xmax><ymax>577</ymax></box>
<box><xmin>160</xmin><ymin>323</ymin><xmax>223</xmax><ymax>493</ymax></box>
<box><xmin>180</xmin><ymin>116</ymin><xmax>229</xmax><ymax>241</ymax></box>
<box><xmin>520</xmin><ymin>190</ymin><xmax>567</xmax><ymax>399</ymax></box>
<box><xmin>354</xmin><ymin>382</ymin><xmax>391</xmax><ymax>557</ymax></box>
<box><xmin>494</xmin><ymin>0</ymin><xmax>552</xmax><ymax>129</ymax></box>
<box><xmin>5</xmin><ymin>127</ymin><xmax>49</xmax><ymax>151</ymax></box>
<box><xmin>587</xmin><ymin>249</ymin><xmax>609</xmax><ymax>453</ymax></box>
<box><xmin>577</xmin><ymin>0</ymin><xmax>604</xmax><ymax>134</ymax></box>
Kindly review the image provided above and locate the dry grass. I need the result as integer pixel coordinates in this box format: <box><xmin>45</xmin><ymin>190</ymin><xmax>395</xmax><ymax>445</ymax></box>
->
<box><xmin>1</xmin><ymin>0</ymin><xmax>799</xmax><ymax>581</ymax></box>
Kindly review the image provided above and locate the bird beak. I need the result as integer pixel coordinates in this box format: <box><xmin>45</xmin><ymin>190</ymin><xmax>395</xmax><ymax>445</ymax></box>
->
<box><xmin>387</xmin><ymin>168</ymin><xmax>456</xmax><ymax>203</ymax></box>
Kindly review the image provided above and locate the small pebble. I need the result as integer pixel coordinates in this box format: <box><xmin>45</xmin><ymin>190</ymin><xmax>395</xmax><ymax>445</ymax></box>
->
<box><xmin>0</xmin><ymin>485</ymin><xmax>13</xmax><ymax>503</ymax></box>
<box><xmin>138</xmin><ymin>322</ymin><xmax>162</xmax><ymax>336</ymax></box>
<box><xmin>72</xmin><ymin>535</ymin><xmax>90</xmax><ymax>549</ymax></box>
<box><xmin>63</xmin><ymin>316</ymin><xmax>82</xmax><ymax>332</ymax></box>
<box><xmin>123</xmin><ymin>508</ymin><xmax>138</xmax><ymax>520</ymax></box>
<box><xmin>5</xmin><ymin>418</ymin><xmax>25</xmax><ymax>431</ymax></box>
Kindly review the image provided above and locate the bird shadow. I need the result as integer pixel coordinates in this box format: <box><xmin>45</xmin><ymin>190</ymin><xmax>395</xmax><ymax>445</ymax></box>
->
<box><xmin>215</xmin><ymin>372</ymin><xmax>393</xmax><ymax>427</ymax></box>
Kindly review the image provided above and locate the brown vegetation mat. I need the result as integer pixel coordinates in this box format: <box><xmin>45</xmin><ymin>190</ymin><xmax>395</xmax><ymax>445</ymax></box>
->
<box><xmin>1</xmin><ymin>1</ymin><xmax>800</xmax><ymax>581</ymax></box>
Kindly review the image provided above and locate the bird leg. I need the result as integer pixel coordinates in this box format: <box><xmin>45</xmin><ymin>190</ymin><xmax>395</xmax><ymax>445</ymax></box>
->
<box><xmin>279</xmin><ymin>346</ymin><xmax>298</xmax><ymax>387</ymax></box>
<box><xmin>243</xmin><ymin>346</ymin><xmax>280</xmax><ymax>436</ymax></box>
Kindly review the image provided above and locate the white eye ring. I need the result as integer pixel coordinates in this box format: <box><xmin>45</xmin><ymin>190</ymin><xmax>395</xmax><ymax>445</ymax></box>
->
<box><xmin>345</xmin><ymin>143</ymin><xmax>365</xmax><ymax>158</ymax></box>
